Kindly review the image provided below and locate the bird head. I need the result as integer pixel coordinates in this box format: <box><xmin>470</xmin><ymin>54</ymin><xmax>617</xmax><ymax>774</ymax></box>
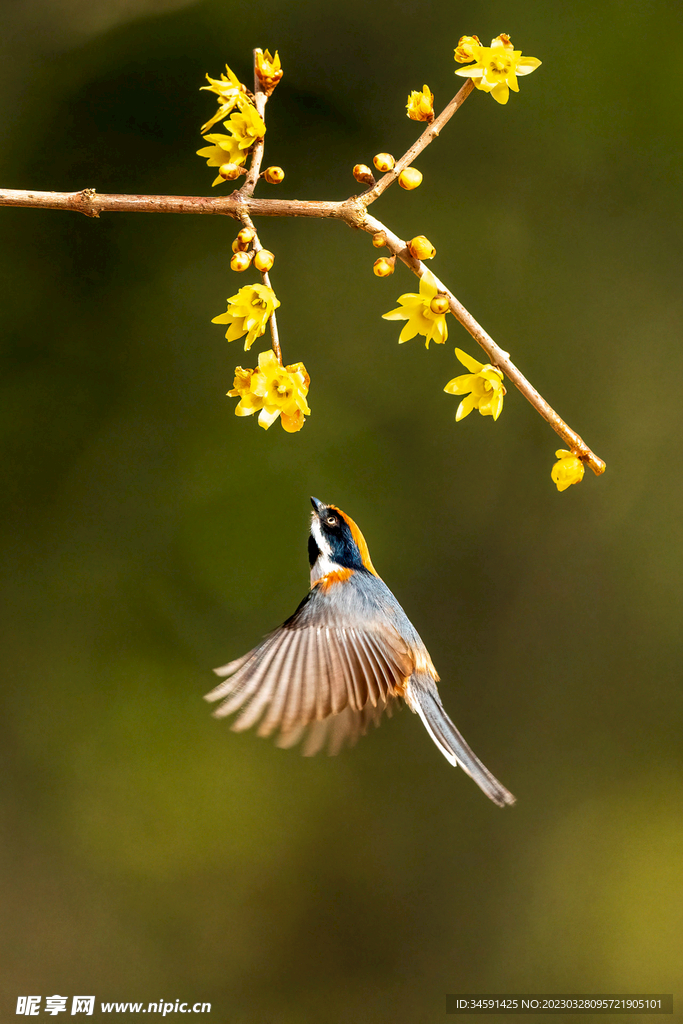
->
<box><xmin>309</xmin><ymin>497</ymin><xmax>379</xmax><ymax>580</ymax></box>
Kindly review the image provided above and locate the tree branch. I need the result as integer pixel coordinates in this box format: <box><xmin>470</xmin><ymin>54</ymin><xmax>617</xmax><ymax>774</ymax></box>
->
<box><xmin>361</xmin><ymin>80</ymin><xmax>474</xmax><ymax>205</ymax></box>
<box><xmin>0</xmin><ymin>78</ymin><xmax>605</xmax><ymax>475</ymax></box>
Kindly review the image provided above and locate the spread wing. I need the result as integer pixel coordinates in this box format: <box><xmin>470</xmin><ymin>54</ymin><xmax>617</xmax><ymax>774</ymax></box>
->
<box><xmin>205</xmin><ymin>576</ymin><xmax>413</xmax><ymax>749</ymax></box>
<box><xmin>276</xmin><ymin>698</ymin><xmax>397</xmax><ymax>757</ymax></box>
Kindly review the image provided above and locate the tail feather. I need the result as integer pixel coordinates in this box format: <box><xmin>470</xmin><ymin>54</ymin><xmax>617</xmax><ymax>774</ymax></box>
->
<box><xmin>408</xmin><ymin>677</ymin><xmax>516</xmax><ymax>807</ymax></box>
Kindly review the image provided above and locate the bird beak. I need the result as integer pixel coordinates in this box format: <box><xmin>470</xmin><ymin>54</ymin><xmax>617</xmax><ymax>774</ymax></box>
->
<box><xmin>310</xmin><ymin>496</ymin><xmax>326</xmax><ymax>518</ymax></box>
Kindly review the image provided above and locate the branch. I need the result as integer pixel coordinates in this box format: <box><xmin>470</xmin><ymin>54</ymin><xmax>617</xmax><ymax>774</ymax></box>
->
<box><xmin>238</xmin><ymin>50</ymin><xmax>268</xmax><ymax>198</ymax></box>
<box><xmin>232</xmin><ymin>52</ymin><xmax>283</xmax><ymax>364</ymax></box>
<box><xmin>0</xmin><ymin>188</ymin><xmax>341</xmax><ymax>219</ymax></box>
<box><xmin>0</xmin><ymin>79</ymin><xmax>605</xmax><ymax>475</ymax></box>
<box><xmin>359</xmin><ymin>213</ymin><xmax>605</xmax><ymax>475</ymax></box>
<box><xmin>362</xmin><ymin>80</ymin><xmax>474</xmax><ymax>205</ymax></box>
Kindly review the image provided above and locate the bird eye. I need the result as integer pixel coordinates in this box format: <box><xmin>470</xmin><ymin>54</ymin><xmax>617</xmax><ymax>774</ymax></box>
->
<box><xmin>326</xmin><ymin>515</ymin><xmax>337</xmax><ymax>526</ymax></box>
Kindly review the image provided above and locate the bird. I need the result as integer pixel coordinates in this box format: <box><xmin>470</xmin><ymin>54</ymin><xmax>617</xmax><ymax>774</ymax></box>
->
<box><xmin>205</xmin><ymin>497</ymin><xmax>515</xmax><ymax>807</ymax></box>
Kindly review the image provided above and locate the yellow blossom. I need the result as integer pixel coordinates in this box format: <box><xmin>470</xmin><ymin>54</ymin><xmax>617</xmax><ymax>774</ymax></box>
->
<box><xmin>444</xmin><ymin>348</ymin><xmax>505</xmax><ymax>421</ymax></box>
<box><xmin>228</xmin><ymin>349</ymin><xmax>311</xmax><ymax>432</ymax></box>
<box><xmin>406</xmin><ymin>84</ymin><xmax>434</xmax><ymax>122</ymax></box>
<box><xmin>197</xmin><ymin>100</ymin><xmax>266</xmax><ymax>184</ymax></box>
<box><xmin>455</xmin><ymin>34</ymin><xmax>541</xmax><ymax>105</ymax></box>
<box><xmin>255</xmin><ymin>49</ymin><xmax>283</xmax><ymax>94</ymax></box>
<box><xmin>197</xmin><ymin>133</ymin><xmax>248</xmax><ymax>186</ymax></box>
<box><xmin>551</xmin><ymin>450</ymin><xmax>585</xmax><ymax>492</ymax></box>
<box><xmin>212</xmin><ymin>284</ymin><xmax>280</xmax><ymax>350</ymax></box>
<box><xmin>200</xmin><ymin>65</ymin><xmax>246</xmax><ymax>133</ymax></box>
<box><xmin>223</xmin><ymin>102</ymin><xmax>266</xmax><ymax>153</ymax></box>
<box><xmin>382</xmin><ymin>270</ymin><xmax>448</xmax><ymax>347</ymax></box>
<box><xmin>454</xmin><ymin>35</ymin><xmax>482</xmax><ymax>63</ymax></box>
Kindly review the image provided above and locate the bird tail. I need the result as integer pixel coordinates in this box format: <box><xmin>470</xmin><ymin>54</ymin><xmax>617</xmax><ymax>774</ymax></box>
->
<box><xmin>407</xmin><ymin>675</ymin><xmax>516</xmax><ymax>807</ymax></box>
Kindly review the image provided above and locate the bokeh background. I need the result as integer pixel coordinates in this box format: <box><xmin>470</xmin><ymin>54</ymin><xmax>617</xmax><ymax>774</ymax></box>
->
<box><xmin>1</xmin><ymin>0</ymin><xmax>682</xmax><ymax>1020</ymax></box>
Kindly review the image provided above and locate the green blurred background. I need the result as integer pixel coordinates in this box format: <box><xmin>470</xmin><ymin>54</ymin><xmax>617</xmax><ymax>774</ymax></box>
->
<box><xmin>1</xmin><ymin>0</ymin><xmax>682</xmax><ymax>1020</ymax></box>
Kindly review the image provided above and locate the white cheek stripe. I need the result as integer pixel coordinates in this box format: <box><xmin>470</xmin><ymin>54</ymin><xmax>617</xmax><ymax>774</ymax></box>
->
<box><xmin>310</xmin><ymin>516</ymin><xmax>342</xmax><ymax>583</ymax></box>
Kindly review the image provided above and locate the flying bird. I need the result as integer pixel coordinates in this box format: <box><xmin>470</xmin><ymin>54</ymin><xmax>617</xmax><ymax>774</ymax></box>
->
<box><xmin>206</xmin><ymin>497</ymin><xmax>515</xmax><ymax>806</ymax></box>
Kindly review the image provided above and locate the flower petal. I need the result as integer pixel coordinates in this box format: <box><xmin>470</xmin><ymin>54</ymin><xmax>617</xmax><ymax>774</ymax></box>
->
<box><xmin>258</xmin><ymin>406</ymin><xmax>280</xmax><ymax>430</ymax></box>
<box><xmin>281</xmin><ymin>410</ymin><xmax>305</xmax><ymax>432</ymax></box>
<box><xmin>456</xmin><ymin>394</ymin><xmax>476</xmax><ymax>421</ymax></box>
<box><xmin>398</xmin><ymin>321</ymin><xmax>419</xmax><ymax>343</ymax></box>
<box><xmin>455</xmin><ymin>348</ymin><xmax>485</xmax><ymax>374</ymax></box>
<box><xmin>516</xmin><ymin>57</ymin><xmax>541</xmax><ymax>75</ymax></box>
<box><xmin>444</xmin><ymin>373</ymin><xmax>474</xmax><ymax>395</ymax></box>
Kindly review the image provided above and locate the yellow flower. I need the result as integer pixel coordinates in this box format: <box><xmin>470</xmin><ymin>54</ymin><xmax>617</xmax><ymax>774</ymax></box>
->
<box><xmin>406</xmin><ymin>84</ymin><xmax>434</xmax><ymax>122</ymax></box>
<box><xmin>212</xmin><ymin>284</ymin><xmax>280</xmax><ymax>350</ymax></box>
<box><xmin>551</xmin><ymin>450</ymin><xmax>585</xmax><ymax>492</ymax></box>
<box><xmin>455</xmin><ymin>34</ymin><xmax>541</xmax><ymax>105</ymax></box>
<box><xmin>200</xmin><ymin>65</ymin><xmax>246</xmax><ymax>133</ymax></box>
<box><xmin>229</xmin><ymin>349</ymin><xmax>311</xmax><ymax>432</ymax></box>
<box><xmin>444</xmin><ymin>348</ymin><xmax>505</xmax><ymax>421</ymax></box>
<box><xmin>197</xmin><ymin>100</ymin><xmax>266</xmax><ymax>185</ymax></box>
<box><xmin>197</xmin><ymin>133</ymin><xmax>247</xmax><ymax>186</ymax></box>
<box><xmin>382</xmin><ymin>270</ymin><xmax>448</xmax><ymax>347</ymax></box>
<box><xmin>224</xmin><ymin>102</ymin><xmax>266</xmax><ymax>154</ymax></box>
<box><xmin>255</xmin><ymin>49</ymin><xmax>283</xmax><ymax>94</ymax></box>
<box><xmin>454</xmin><ymin>35</ymin><xmax>482</xmax><ymax>63</ymax></box>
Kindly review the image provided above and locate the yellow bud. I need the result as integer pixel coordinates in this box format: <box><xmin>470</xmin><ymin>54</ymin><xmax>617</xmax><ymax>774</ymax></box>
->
<box><xmin>219</xmin><ymin>162</ymin><xmax>241</xmax><ymax>181</ymax></box>
<box><xmin>372</xmin><ymin>231</ymin><xmax>387</xmax><ymax>248</ymax></box>
<box><xmin>230</xmin><ymin>251</ymin><xmax>253</xmax><ymax>272</ymax></box>
<box><xmin>408</xmin><ymin>235</ymin><xmax>436</xmax><ymax>260</ymax></box>
<box><xmin>430</xmin><ymin>295</ymin><xmax>449</xmax><ymax>314</ymax></box>
<box><xmin>237</xmin><ymin>227</ymin><xmax>256</xmax><ymax>246</ymax></box>
<box><xmin>232</xmin><ymin>238</ymin><xmax>248</xmax><ymax>253</ymax></box>
<box><xmin>353</xmin><ymin>164</ymin><xmax>375</xmax><ymax>185</ymax></box>
<box><xmin>551</xmin><ymin>450</ymin><xmax>585</xmax><ymax>492</ymax></box>
<box><xmin>454</xmin><ymin>35</ymin><xmax>482</xmax><ymax>63</ymax></box>
<box><xmin>254</xmin><ymin>249</ymin><xmax>275</xmax><ymax>272</ymax></box>
<box><xmin>373</xmin><ymin>153</ymin><xmax>395</xmax><ymax>172</ymax></box>
<box><xmin>264</xmin><ymin>166</ymin><xmax>285</xmax><ymax>184</ymax></box>
<box><xmin>373</xmin><ymin>257</ymin><xmax>395</xmax><ymax>277</ymax></box>
<box><xmin>398</xmin><ymin>167</ymin><xmax>422</xmax><ymax>190</ymax></box>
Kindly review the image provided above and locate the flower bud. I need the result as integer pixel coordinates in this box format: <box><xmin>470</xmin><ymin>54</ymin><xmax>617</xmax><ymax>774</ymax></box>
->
<box><xmin>398</xmin><ymin>167</ymin><xmax>423</xmax><ymax>190</ymax></box>
<box><xmin>454</xmin><ymin>35</ymin><xmax>482</xmax><ymax>63</ymax></box>
<box><xmin>232</xmin><ymin>238</ymin><xmax>248</xmax><ymax>253</ymax></box>
<box><xmin>230</xmin><ymin>251</ymin><xmax>253</xmax><ymax>272</ymax></box>
<box><xmin>237</xmin><ymin>226</ymin><xmax>256</xmax><ymax>246</ymax></box>
<box><xmin>408</xmin><ymin>235</ymin><xmax>436</xmax><ymax>260</ymax></box>
<box><xmin>373</xmin><ymin>153</ymin><xmax>395</xmax><ymax>172</ymax></box>
<box><xmin>406</xmin><ymin>85</ymin><xmax>434</xmax><ymax>122</ymax></box>
<box><xmin>372</xmin><ymin>231</ymin><xmax>387</xmax><ymax>248</ymax></box>
<box><xmin>353</xmin><ymin>164</ymin><xmax>375</xmax><ymax>185</ymax></box>
<box><xmin>430</xmin><ymin>295</ymin><xmax>449</xmax><ymax>314</ymax></box>
<box><xmin>264</xmin><ymin>166</ymin><xmax>285</xmax><ymax>184</ymax></box>
<box><xmin>255</xmin><ymin>49</ymin><xmax>283</xmax><ymax>95</ymax></box>
<box><xmin>551</xmin><ymin>450</ymin><xmax>585</xmax><ymax>492</ymax></box>
<box><xmin>254</xmin><ymin>249</ymin><xmax>275</xmax><ymax>272</ymax></box>
<box><xmin>373</xmin><ymin>257</ymin><xmax>395</xmax><ymax>277</ymax></box>
<box><xmin>219</xmin><ymin>162</ymin><xmax>241</xmax><ymax>181</ymax></box>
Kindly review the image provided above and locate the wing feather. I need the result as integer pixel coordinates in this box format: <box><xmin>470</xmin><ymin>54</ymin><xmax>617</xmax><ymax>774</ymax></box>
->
<box><xmin>206</xmin><ymin>573</ymin><xmax>414</xmax><ymax>749</ymax></box>
<box><xmin>256</xmin><ymin>631</ymin><xmax>304</xmax><ymax>737</ymax></box>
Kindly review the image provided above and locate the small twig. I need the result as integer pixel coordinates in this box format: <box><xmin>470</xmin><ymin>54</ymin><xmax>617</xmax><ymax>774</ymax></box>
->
<box><xmin>360</xmin><ymin>212</ymin><xmax>605</xmax><ymax>475</ymax></box>
<box><xmin>362</xmin><ymin>80</ymin><xmax>474</xmax><ymax>206</ymax></box>
<box><xmin>239</xmin><ymin>211</ymin><xmax>282</xmax><ymax>365</ymax></box>
<box><xmin>231</xmin><ymin>53</ymin><xmax>283</xmax><ymax>365</ymax></box>
<box><xmin>237</xmin><ymin>50</ymin><xmax>268</xmax><ymax>198</ymax></box>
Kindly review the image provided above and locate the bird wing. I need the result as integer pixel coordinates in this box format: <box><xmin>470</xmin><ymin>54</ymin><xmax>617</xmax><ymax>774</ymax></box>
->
<box><xmin>276</xmin><ymin>698</ymin><xmax>397</xmax><ymax>757</ymax></box>
<box><xmin>205</xmin><ymin>574</ymin><xmax>413</xmax><ymax>745</ymax></box>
